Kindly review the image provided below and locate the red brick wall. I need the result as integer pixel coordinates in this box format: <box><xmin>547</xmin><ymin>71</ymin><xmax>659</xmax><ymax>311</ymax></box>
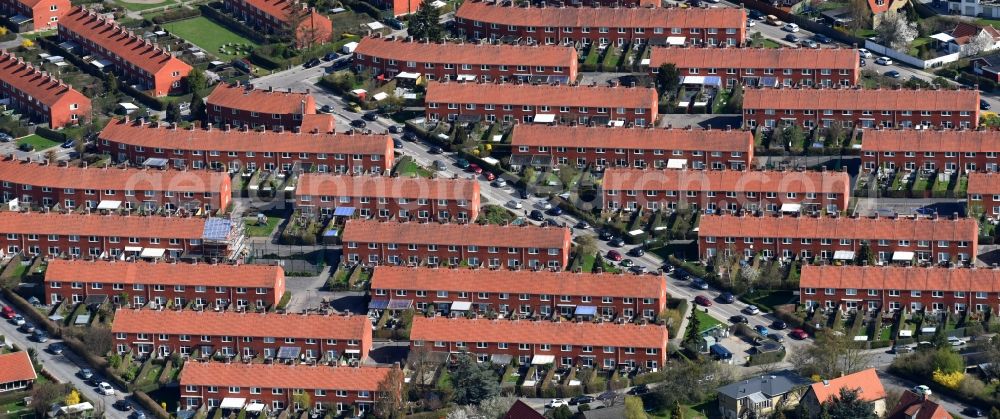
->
<box><xmin>344</xmin><ymin>242</ymin><xmax>570</xmax><ymax>270</ymax></box>
<box><xmin>45</xmin><ymin>281</ymin><xmax>278</xmax><ymax>308</ymax></box>
<box><xmin>511</xmin><ymin>144</ymin><xmax>751</xmax><ymax>170</ymax></box>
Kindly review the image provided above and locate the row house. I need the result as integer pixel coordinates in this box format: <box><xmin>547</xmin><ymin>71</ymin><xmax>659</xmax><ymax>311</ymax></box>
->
<box><xmin>180</xmin><ymin>362</ymin><xmax>398</xmax><ymax>414</ymax></box>
<box><xmin>0</xmin><ymin>50</ymin><xmax>90</xmax><ymax>128</ymax></box>
<box><xmin>294</xmin><ymin>174</ymin><xmax>481</xmax><ymax>222</ymax></box>
<box><xmin>205</xmin><ymin>83</ymin><xmax>334</xmax><ymax>133</ymax></box>
<box><xmin>0</xmin><ymin>352</ymin><xmax>35</xmax><ymax>394</ymax></box>
<box><xmin>410</xmin><ymin>316</ymin><xmax>669</xmax><ymax>370</ymax></box>
<box><xmin>800</xmin><ymin>264</ymin><xmax>1000</xmax><ymax>314</ymax></box>
<box><xmin>59</xmin><ymin>7</ymin><xmax>192</xmax><ymax>96</ymax></box>
<box><xmin>341</xmin><ymin>219</ymin><xmax>572</xmax><ymax>269</ymax></box>
<box><xmin>454</xmin><ymin>1</ymin><xmax>746</xmax><ymax>47</ymax></box>
<box><xmin>510</xmin><ymin>125</ymin><xmax>754</xmax><ymax>170</ymax></box>
<box><xmin>369</xmin><ymin>266</ymin><xmax>666</xmax><ymax>320</ymax></box>
<box><xmin>648</xmin><ymin>46</ymin><xmax>860</xmax><ymax>87</ymax></box>
<box><xmin>743</xmin><ymin>87</ymin><xmax>981</xmax><ymax>130</ymax></box>
<box><xmin>0</xmin><ymin>0</ymin><xmax>68</xmax><ymax>32</ymax></box>
<box><xmin>221</xmin><ymin>0</ymin><xmax>332</xmax><ymax>47</ymax></box>
<box><xmin>111</xmin><ymin>309</ymin><xmax>371</xmax><ymax>361</ymax></box>
<box><xmin>425</xmin><ymin>81</ymin><xmax>658</xmax><ymax>126</ymax></box>
<box><xmin>0</xmin><ymin>212</ymin><xmax>225</xmax><ymax>260</ymax></box>
<box><xmin>601</xmin><ymin>168</ymin><xmax>850</xmax><ymax>213</ymax></box>
<box><xmin>352</xmin><ymin>37</ymin><xmax>579</xmax><ymax>83</ymax></box>
<box><xmin>0</xmin><ymin>158</ymin><xmax>231</xmax><ymax>212</ymax></box>
<box><xmin>860</xmin><ymin>129</ymin><xmax>1000</xmax><ymax>172</ymax></box>
<box><xmin>97</xmin><ymin>118</ymin><xmax>394</xmax><ymax>175</ymax></box>
<box><xmin>697</xmin><ymin>214</ymin><xmax>979</xmax><ymax>264</ymax></box>
<box><xmin>967</xmin><ymin>172</ymin><xmax>1000</xmax><ymax>216</ymax></box>
<box><xmin>43</xmin><ymin>259</ymin><xmax>285</xmax><ymax>308</ymax></box>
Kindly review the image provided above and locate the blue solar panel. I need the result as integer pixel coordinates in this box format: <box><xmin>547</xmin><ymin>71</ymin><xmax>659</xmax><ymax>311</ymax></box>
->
<box><xmin>333</xmin><ymin>207</ymin><xmax>356</xmax><ymax>217</ymax></box>
<box><xmin>276</xmin><ymin>346</ymin><xmax>300</xmax><ymax>359</ymax></box>
<box><xmin>323</xmin><ymin>229</ymin><xmax>339</xmax><ymax>237</ymax></box>
<box><xmin>368</xmin><ymin>299</ymin><xmax>390</xmax><ymax>309</ymax></box>
<box><xmin>574</xmin><ymin>306</ymin><xmax>597</xmax><ymax>316</ymax></box>
<box><xmin>202</xmin><ymin>217</ymin><xmax>232</xmax><ymax>241</ymax></box>
<box><xmin>388</xmin><ymin>299</ymin><xmax>412</xmax><ymax>310</ymax></box>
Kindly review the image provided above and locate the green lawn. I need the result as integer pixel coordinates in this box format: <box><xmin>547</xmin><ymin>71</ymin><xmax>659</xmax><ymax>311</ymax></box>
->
<box><xmin>907</xmin><ymin>37</ymin><xmax>933</xmax><ymax>57</ymax></box>
<box><xmin>16</xmin><ymin>134</ymin><xmax>59</xmax><ymax>151</ymax></box>
<box><xmin>761</xmin><ymin>39</ymin><xmax>781</xmax><ymax>48</ymax></box>
<box><xmin>244</xmin><ymin>216</ymin><xmax>280</xmax><ymax>237</ymax></box>
<box><xmin>116</xmin><ymin>0</ymin><xmax>174</xmax><ymax>11</ymax></box>
<box><xmin>163</xmin><ymin>16</ymin><xmax>260</xmax><ymax>60</ymax></box>
<box><xmin>741</xmin><ymin>291</ymin><xmax>794</xmax><ymax>312</ymax></box>
<box><xmin>394</xmin><ymin>159</ymin><xmax>433</xmax><ymax>178</ymax></box>
<box><xmin>581</xmin><ymin>253</ymin><xmax>596</xmax><ymax>273</ymax></box>
<box><xmin>693</xmin><ymin>309</ymin><xmax>723</xmax><ymax>333</ymax></box>
<box><xmin>978</xmin><ymin>17</ymin><xmax>1000</xmax><ymax>29</ymax></box>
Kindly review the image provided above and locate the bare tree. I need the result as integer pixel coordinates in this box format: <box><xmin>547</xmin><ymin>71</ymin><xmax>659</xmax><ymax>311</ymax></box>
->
<box><xmin>962</xmin><ymin>30</ymin><xmax>995</xmax><ymax>57</ymax></box>
<box><xmin>875</xmin><ymin>11</ymin><xmax>918</xmax><ymax>51</ymax></box>
<box><xmin>374</xmin><ymin>366</ymin><xmax>405</xmax><ymax>419</ymax></box>
<box><xmin>846</xmin><ymin>0</ymin><xmax>873</xmax><ymax>35</ymax></box>
<box><xmin>82</xmin><ymin>326</ymin><xmax>114</xmax><ymax>356</ymax></box>
<box><xmin>406</xmin><ymin>344</ymin><xmax>436</xmax><ymax>386</ymax></box>
<box><xmin>791</xmin><ymin>329</ymin><xmax>873</xmax><ymax>379</ymax></box>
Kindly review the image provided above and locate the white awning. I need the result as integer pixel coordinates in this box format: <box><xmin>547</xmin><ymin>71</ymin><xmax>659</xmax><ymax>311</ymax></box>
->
<box><xmin>833</xmin><ymin>251</ymin><xmax>855</xmax><ymax>260</ymax></box>
<box><xmin>930</xmin><ymin>33</ymin><xmax>954</xmax><ymax>42</ymax></box>
<box><xmin>372</xmin><ymin>92</ymin><xmax>389</xmax><ymax>101</ymax></box>
<box><xmin>681</xmin><ymin>76</ymin><xmax>705</xmax><ymax>85</ymax></box>
<box><xmin>667</xmin><ymin>36</ymin><xmax>686</xmax><ymax>46</ymax></box>
<box><xmin>780</xmin><ymin>203</ymin><xmax>801</xmax><ymax>213</ymax></box>
<box><xmin>97</xmin><ymin>200</ymin><xmax>121</xmax><ymax>210</ymax></box>
<box><xmin>345</xmin><ymin>349</ymin><xmax>361</xmax><ymax>354</ymax></box>
<box><xmin>220</xmin><ymin>398</ymin><xmax>246</xmax><ymax>410</ymax></box>
<box><xmin>456</xmin><ymin>74</ymin><xmax>476</xmax><ymax>81</ymax></box>
<box><xmin>533</xmin><ymin>114</ymin><xmax>555</xmax><ymax>123</ymax></box>
<box><xmin>892</xmin><ymin>251</ymin><xmax>915</xmax><ymax>261</ymax></box>
<box><xmin>365</xmin><ymin>21</ymin><xmax>385</xmax><ymax>30</ymax></box>
<box><xmin>666</xmin><ymin>159</ymin><xmax>687</xmax><ymax>169</ymax></box>
<box><xmin>607</xmin><ymin>120</ymin><xmax>625</xmax><ymax>127</ymax></box>
<box><xmin>396</xmin><ymin>72</ymin><xmax>420</xmax><ymax>80</ymax></box>
<box><xmin>450</xmin><ymin>301</ymin><xmax>472</xmax><ymax>311</ymax></box>
<box><xmin>531</xmin><ymin>355</ymin><xmax>555</xmax><ymax>365</ymax></box>
<box><xmin>140</xmin><ymin>248</ymin><xmax>166</xmax><ymax>258</ymax></box>
<box><xmin>124</xmin><ymin>246</ymin><xmax>143</xmax><ymax>252</ymax></box>
<box><xmin>246</xmin><ymin>403</ymin><xmax>266</xmax><ymax>413</ymax></box>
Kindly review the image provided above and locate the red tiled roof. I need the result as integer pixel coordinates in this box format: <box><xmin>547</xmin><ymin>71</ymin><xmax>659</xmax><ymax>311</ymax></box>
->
<box><xmin>602</xmin><ymin>168</ymin><xmax>849</xmax><ymax>195</ymax></box>
<box><xmin>649</xmin><ymin>47</ymin><xmax>858</xmax><ymax>70</ymax></box>
<box><xmin>743</xmin><ymin>87</ymin><xmax>980</xmax><ymax>111</ymax></box>
<box><xmin>800</xmin><ymin>265</ymin><xmax>1000</xmax><ymax>293</ymax></box>
<box><xmin>296</xmin><ymin>174</ymin><xmax>479</xmax><ymax>200</ymax></box>
<box><xmin>299</xmin><ymin>113</ymin><xmax>335</xmax><ymax>133</ymax></box>
<box><xmin>180</xmin><ymin>363</ymin><xmax>392</xmax><ymax>391</ymax></box>
<box><xmin>355</xmin><ymin>37</ymin><xmax>577</xmax><ymax>68</ymax></box>
<box><xmin>699</xmin><ymin>214</ymin><xmax>978</xmax><ymax>242</ymax></box>
<box><xmin>342</xmin><ymin>219</ymin><xmax>570</xmax><ymax>248</ymax></box>
<box><xmin>809</xmin><ymin>369</ymin><xmax>885</xmax><ymax>404</ymax></box>
<box><xmin>861</xmin><ymin>129</ymin><xmax>1000</xmax><ymax>152</ymax></box>
<box><xmin>112</xmin><ymin>310</ymin><xmax>368</xmax><ymax>340</ymax></box>
<box><xmin>410</xmin><ymin>316</ymin><xmax>669</xmax><ymax>348</ymax></box>
<box><xmin>0</xmin><ymin>50</ymin><xmax>87</xmax><ymax>108</ymax></box>
<box><xmin>967</xmin><ymin>172</ymin><xmax>1000</xmax><ymax>195</ymax></box>
<box><xmin>0</xmin><ymin>352</ymin><xmax>36</xmax><ymax>384</ymax></box>
<box><xmin>887</xmin><ymin>391</ymin><xmax>951</xmax><ymax>419</ymax></box>
<box><xmin>98</xmin><ymin>119</ymin><xmax>393</xmax><ymax>156</ymax></box>
<box><xmin>44</xmin><ymin>260</ymin><xmax>283</xmax><ymax>288</ymax></box>
<box><xmin>59</xmin><ymin>7</ymin><xmax>192</xmax><ymax>76</ymax></box>
<box><xmin>425</xmin><ymin>81</ymin><xmax>657</xmax><ymax>109</ymax></box>
<box><xmin>0</xmin><ymin>212</ymin><xmax>206</xmax><ymax>238</ymax></box>
<box><xmin>951</xmin><ymin>22</ymin><xmax>1000</xmax><ymax>45</ymax></box>
<box><xmin>370</xmin><ymin>266</ymin><xmax>664</xmax><ymax>299</ymax></box>
<box><xmin>456</xmin><ymin>1</ymin><xmax>745</xmax><ymax>29</ymax></box>
<box><xmin>206</xmin><ymin>83</ymin><xmax>317</xmax><ymax>115</ymax></box>
<box><xmin>0</xmin><ymin>159</ymin><xmax>229</xmax><ymax>192</ymax></box>
<box><xmin>511</xmin><ymin>125</ymin><xmax>752</xmax><ymax>152</ymax></box>
<box><xmin>242</xmin><ymin>0</ymin><xmax>313</xmax><ymax>23</ymax></box>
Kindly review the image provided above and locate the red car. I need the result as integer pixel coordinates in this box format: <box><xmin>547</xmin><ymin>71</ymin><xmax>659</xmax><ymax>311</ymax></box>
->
<box><xmin>484</xmin><ymin>172</ymin><xmax>496</xmax><ymax>181</ymax></box>
<box><xmin>694</xmin><ymin>295</ymin><xmax>712</xmax><ymax>306</ymax></box>
<box><xmin>606</xmin><ymin>250</ymin><xmax>623</xmax><ymax>261</ymax></box>
<box><xmin>467</xmin><ymin>163</ymin><xmax>482</xmax><ymax>174</ymax></box>
<box><xmin>789</xmin><ymin>328</ymin><xmax>809</xmax><ymax>340</ymax></box>
<box><xmin>1</xmin><ymin>305</ymin><xmax>15</xmax><ymax>319</ymax></box>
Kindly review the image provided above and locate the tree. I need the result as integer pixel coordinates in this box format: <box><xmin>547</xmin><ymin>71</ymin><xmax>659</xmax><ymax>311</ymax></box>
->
<box><xmin>44</xmin><ymin>149</ymin><xmax>57</xmax><ymax>164</ymax></box>
<box><xmin>64</xmin><ymin>389</ymin><xmax>81</xmax><ymax>406</ymax></box>
<box><xmin>408</xmin><ymin>0</ymin><xmax>444</xmax><ymax>42</ymax></box>
<box><xmin>855</xmin><ymin>242</ymin><xmax>876</xmax><ymax>266</ymax></box>
<box><xmin>189</xmin><ymin>89</ymin><xmax>207</xmax><ymax>123</ymax></box>
<box><xmin>105</xmin><ymin>73</ymin><xmax>119</xmax><ymax>96</ymax></box>
<box><xmin>451</xmin><ymin>354</ymin><xmax>499</xmax><ymax>405</ymax></box>
<box><xmin>930</xmin><ymin>347</ymin><xmax>964</xmax><ymax>373</ymax></box>
<box><xmin>790</xmin><ymin>329</ymin><xmax>873</xmax><ymax>379</ymax></box>
<box><xmin>552</xmin><ymin>405</ymin><xmax>573</xmax><ymax>419</ymax></box>
<box><xmin>31</xmin><ymin>382</ymin><xmax>66</xmax><ymax>416</ymax></box>
<box><xmin>82</xmin><ymin>327</ymin><xmax>114</xmax><ymax>356</ymax></box>
<box><xmin>875</xmin><ymin>11</ymin><xmax>918</xmax><ymax>51</ymax></box>
<box><xmin>682</xmin><ymin>304</ymin><xmax>705</xmax><ymax>353</ymax></box>
<box><xmin>656</xmin><ymin>63</ymin><xmax>681</xmax><ymax>97</ymax></box>
<box><xmin>165</xmin><ymin>102</ymin><xmax>181</xmax><ymax>123</ymax></box>
<box><xmin>452</xmin><ymin>126</ymin><xmax>469</xmax><ymax>147</ymax></box>
<box><xmin>624</xmin><ymin>396</ymin><xmax>645</xmax><ymax>419</ymax></box>
<box><xmin>446</xmin><ymin>395</ymin><xmax>517</xmax><ymax>419</ymax></box>
<box><xmin>20</xmin><ymin>39</ymin><xmax>34</xmax><ymax>49</ymax></box>
<box><xmin>823</xmin><ymin>388</ymin><xmax>877</xmax><ymax>419</ymax></box>
<box><xmin>724</xmin><ymin>84</ymin><xmax>743</xmax><ymax>114</ymax></box>
<box><xmin>780</xmin><ymin>125</ymin><xmax>806</xmax><ymax>151</ymax></box>
<box><xmin>671</xmin><ymin>402</ymin><xmax>685</xmax><ymax>419</ymax></box>
<box><xmin>185</xmin><ymin>68</ymin><xmax>207</xmax><ymax>93</ymax></box>
<box><xmin>845</xmin><ymin>0</ymin><xmax>872</xmax><ymax>35</ymax></box>
<box><xmin>374</xmin><ymin>366</ymin><xmax>405</xmax><ymax>419</ymax></box>
<box><xmin>990</xmin><ymin>407</ymin><xmax>1000</xmax><ymax>419</ymax></box>
<box><xmin>575</xmin><ymin>235</ymin><xmax>598</xmax><ymax>262</ymax></box>
<box><xmin>963</xmin><ymin>30</ymin><xmax>995</xmax><ymax>57</ymax></box>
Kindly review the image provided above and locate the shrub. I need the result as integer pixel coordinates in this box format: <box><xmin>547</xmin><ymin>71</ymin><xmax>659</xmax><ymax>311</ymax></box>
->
<box><xmin>152</xmin><ymin>8</ymin><xmax>200</xmax><ymax>24</ymax></box>
<box><xmin>932</xmin><ymin>369</ymin><xmax>964</xmax><ymax>390</ymax></box>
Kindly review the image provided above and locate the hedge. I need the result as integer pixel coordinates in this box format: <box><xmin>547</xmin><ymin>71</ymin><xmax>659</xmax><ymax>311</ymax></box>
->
<box><xmin>134</xmin><ymin>390</ymin><xmax>172</xmax><ymax>419</ymax></box>
<box><xmin>275</xmin><ymin>291</ymin><xmax>292</xmax><ymax>311</ymax></box>
<box><xmin>152</xmin><ymin>8</ymin><xmax>201</xmax><ymax>24</ymax></box>
<box><xmin>632</xmin><ymin>370</ymin><xmax>666</xmax><ymax>386</ymax></box>
<box><xmin>341</xmin><ymin>0</ymin><xmax>384</xmax><ymax>19</ymax></box>
<box><xmin>34</xmin><ymin>126</ymin><xmax>67</xmax><ymax>142</ymax></box>
<box><xmin>748</xmin><ymin>347</ymin><xmax>786</xmax><ymax>366</ymax></box>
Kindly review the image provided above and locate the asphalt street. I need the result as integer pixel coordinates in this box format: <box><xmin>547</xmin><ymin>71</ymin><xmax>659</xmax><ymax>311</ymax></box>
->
<box><xmin>0</xmin><ymin>296</ymin><xmax>143</xmax><ymax>419</ymax></box>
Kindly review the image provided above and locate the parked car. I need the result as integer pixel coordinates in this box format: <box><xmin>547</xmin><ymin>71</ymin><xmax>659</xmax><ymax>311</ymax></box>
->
<box><xmin>858</xmin><ymin>48</ymin><xmax>873</xmax><ymax>58</ymax></box>
<box><xmin>607</xmin><ymin>250</ymin><xmax>623</xmax><ymax>261</ymax></box>
<box><xmin>47</xmin><ymin>343</ymin><xmax>64</xmax><ymax>355</ymax></box>
<box><xmin>429</xmin><ymin>146</ymin><xmax>443</xmax><ymax>154</ymax></box>
<box><xmin>754</xmin><ymin>325</ymin><xmax>769</xmax><ymax>336</ymax></box>
<box><xmin>545</xmin><ymin>399</ymin><xmax>569</xmax><ymax>408</ymax></box>
<box><xmin>875</xmin><ymin>56</ymin><xmax>893</xmax><ymax>65</ymax></box>
<box><xmin>131</xmin><ymin>412</ymin><xmax>146</xmax><ymax>419</ymax></box>
<box><xmin>599</xmin><ymin>230</ymin><xmax>615</xmax><ymax>240</ymax></box>
<box><xmin>629</xmin><ymin>265</ymin><xmax>647</xmax><ymax>275</ymax></box>
<box><xmin>885</xmin><ymin>70</ymin><xmax>901</xmax><ymax>78</ymax></box>
<box><xmin>746</xmin><ymin>18</ymin><xmax>755</xmax><ymax>27</ymax></box>
<box><xmin>802</xmin><ymin>39</ymin><xmax>819</xmax><ymax>49</ymax></box>
<box><xmin>814</xmin><ymin>33</ymin><xmax>831</xmax><ymax>43</ymax></box>
<box><xmin>610</xmin><ymin>237</ymin><xmax>625</xmax><ymax>247</ymax></box>
<box><xmin>729</xmin><ymin>315</ymin><xmax>749</xmax><ymax>324</ymax></box>
<box><xmin>349</xmin><ymin>119</ymin><xmax>367</xmax><ymax>129</ymax></box>
<box><xmin>18</xmin><ymin>323</ymin><xmax>35</xmax><ymax>333</ymax></box>
<box><xmin>627</xmin><ymin>384</ymin><xmax>650</xmax><ymax>395</ymax></box>
<box><xmin>388</xmin><ymin>125</ymin><xmax>402</xmax><ymax>134</ymax></box>
<box><xmin>433</xmin><ymin>160</ymin><xmax>447</xmax><ymax>171</ymax></box>
<box><xmin>455</xmin><ymin>158</ymin><xmax>470</xmax><ymax>169</ymax></box>
<box><xmin>982</xmin><ymin>99</ymin><xmax>992</xmax><ymax>110</ymax></box>
<box><xmin>749</xmin><ymin>9</ymin><xmax>765</xmax><ymax>19</ymax></box>
<box><xmin>574</xmin><ymin>221</ymin><xmax>590</xmax><ymax>229</ymax></box>
<box><xmin>60</xmin><ymin>139</ymin><xmax>75</xmax><ymax>149</ymax></box>
<box><xmin>544</xmin><ymin>218</ymin><xmax>561</xmax><ymax>227</ymax></box>
<box><xmin>385</xmin><ymin>18</ymin><xmax>405</xmax><ymax>30</ymax></box>
<box><xmin>891</xmin><ymin>345</ymin><xmax>914</xmax><ymax>354</ymax></box>
<box><xmin>627</xmin><ymin>247</ymin><xmax>645</xmax><ymax>257</ymax></box>
<box><xmin>33</xmin><ymin>330</ymin><xmax>48</xmax><ymax>343</ymax></box>
<box><xmin>620</xmin><ymin>259</ymin><xmax>634</xmax><ymax>267</ymax></box>
<box><xmin>392</xmin><ymin>138</ymin><xmax>403</xmax><ymax>149</ymax></box>
<box><xmin>789</xmin><ymin>328</ymin><xmax>809</xmax><ymax>339</ymax></box>
<box><xmin>769</xmin><ymin>333</ymin><xmax>785</xmax><ymax>343</ymax></box>
<box><xmin>10</xmin><ymin>314</ymin><xmax>24</xmax><ymax>325</ymax></box>
<box><xmin>744</xmin><ymin>305</ymin><xmax>761</xmax><ymax>315</ymax></box>
<box><xmin>860</xmin><ymin>58</ymin><xmax>866</xmax><ymax>67</ymax></box>
<box><xmin>568</xmin><ymin>395</ymin><xmax>595</xmax><ymax>406</ymax></box>
<box><xmin>78</xmin><ymin>368</ymin><xmax>94</xmax><ymax>380</ymax></box>
<box><xmin>362</xmin><ymin>112</ymin><xmax>379</xmax><ymax>121</ymax></box>
<box><xmin>303</xmin><ymin>58</ymin><xmax>321</xmax><ymax>68</ymax></box>
<box><xmin>719</xmin><ymin>292</ymin><xmax>735</xmax><ymax>304</ymax></box>
<box><xmin>766</xmin><ymin>15</ymin><xmax>783</xmax><ymax>25</ymax></box>
<box><xmin>0</xmin><ymin>133</ymin><xmax>11</xmax><ymax>143</ymax></box>
<box><xmin>963</xmin><ymin>407</ymin><xmax>985</xmax><ymax>418</ymax></box>
<box><xmin>322</xmin><ymin>52</ymin><xmax>340</xmax><ymax>61</ymax></box>
<box><xmin>913</xmin><ymin>385</ymin><xmax>932</xmax><ymax>396</ymax></box>
<box><xmin>113</xmin><ymin>400</ymin><xmax>133</xmax><ymax>411</ymax></box>
<box><xmin>674</xmin><ymin>269</ymin><xmax>689</xmax><ymax>280</ymax></box>
<box><xmin>529</xmin><ymin>210</ymin><xmax>544</xmax><ymax>221</ymax></box>
<box><xmin>947</xmin><ymin>336</ymin><xmax>967</xmax><ymax>346</ymax></box>
<box><xmin>782</xmin><ymin>23</ymin><xmax>799</xmax><ymax>32</ymax></box>
<box><xmin>320</xmin><ymin>105</ymin><xmax>333</xmax><ymax>113</ymax></box>
<box><xmin>98</xmin><ymin>382</ymin><xmax>115</xmax><ymax>396</ymax></box>
<box><xmin>506</xmin><ymin>200</ymin><xmax>522</xmax><ymax>209</ymax></box>
<box><xmin>402</xmin><ymin>132</ymin><xmax>417</xmax><ymax>142</ymax></box>
<box><xmin>695</xmin><ymin>295</ymin><xmax>713</xmax><ymax>306</ymax></box>
<box><xmin>0</xmin><ymin>305</ymin><xmax>15</xmax><ymax>319</ymax></box>
<box><xmin>492</xmin><ymin>178</ymin><xmax>507</xmax><ymax>188</ymax></box>
<box><xmin>546</xmin><ymin>206</ymin><xmax>563</xmax><ymax>216</ymax></box>
<box><xmin>784</xmin><ymin>34</ymin><xmax>799</xmax><ymax>43</ymax></box>
<box><xmin>467</xmin><ymin>163</ymin><xmax>482</xmax><ymax>174</ymax></box>
<box><xmin>771</xmin><ymin>320</ymin><xmax>788</xmax><ymax>330</ymax></box>
<box><xmin>691</xmin><ymin>279</ymin><xmax>709</xmax><ymax>290</ymax></box>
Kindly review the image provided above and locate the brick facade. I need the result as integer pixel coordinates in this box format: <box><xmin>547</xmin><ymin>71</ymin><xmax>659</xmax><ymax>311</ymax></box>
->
<box><xmin>860</xmin><ymin>129</ymin><xmax>1000</xmax><ymax>172</ymax></box>
<box><xmin>295</xmin><ymin>174</ymin><xmax>480</xmax><ymax>222</ymax></box>
<box><xmin>0</xmin><ymin>0</ymin><xmax>69</xmax><ymax>31</ymax></box>
<box><xmin>221</xmin><ymin>0</ymin><xmax>331</xmax><ymax>47</ymax></box>
<box><xmin>205</xmin><ymin>83</ymin><xmax>334</xmax><ymax>133</ymax></box>
<box><xmin>0</xmin><ymin>50</ymin><xmax>90</xmax><ymax>128</ymax></box>
<box><xmin>648</xmin><ymin>46</ymin><xmax>860</xmax><ymax>87</ymax></box>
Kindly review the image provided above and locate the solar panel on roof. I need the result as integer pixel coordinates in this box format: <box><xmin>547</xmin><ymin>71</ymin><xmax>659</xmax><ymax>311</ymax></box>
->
<box><xmin>388</xmin><ymin>299</ymin><xmax>413</xmax><ymax>310</ymax></box>
<box><xmin>276</xmin><ymin>346</ymin><xmax>301</xmax><ymax>359</ymax></box>
<box><xmin>574</xmin><ymin>306</ymin><xmax>597</xmax><ymax>316</ymax></box>
<box><xmin>333</xmin><ymin>207</ymin><xmax>355</xmax><ymax>217</ymax></box>
<box><xmin>368</xmin><ymin>299</ymin><xmax>390</xmax><ymax>310</ymax></box>
<box><xmin>202</xmin><ymin>218</ymin><xmax>232</xmax><ymax>241</ymax></box>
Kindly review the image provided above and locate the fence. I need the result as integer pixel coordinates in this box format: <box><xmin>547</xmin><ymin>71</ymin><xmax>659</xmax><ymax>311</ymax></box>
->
<box><xmin>864</xmin><ymin>40</ymin><xmax>962</xmax><ymax>69</ymax></box>
<box><xmin>246</xmin><ymin>243</ymin><xmax>332</xmax><ymax>276</ymax></box>
<box><xmin>736</xmin><ymin>0</ymin><xmax>864</xmax><ymax>47</ymax></box>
